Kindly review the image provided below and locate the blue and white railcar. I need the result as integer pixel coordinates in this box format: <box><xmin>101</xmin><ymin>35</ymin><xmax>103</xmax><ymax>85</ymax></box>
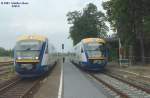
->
<box><xmin>73</xmin><ymin>38</ymin><xmax>108</xmax><ymax>71</ymax></box>
<box><xmin>14</xmin><ymin>35</ymin><xmax>57</xmax><ymax>77</ymax></box>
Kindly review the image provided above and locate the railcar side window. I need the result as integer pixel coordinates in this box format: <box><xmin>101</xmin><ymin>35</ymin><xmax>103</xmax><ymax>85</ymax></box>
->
<box><xmin>45</xmin><ymin>45</ymin><xmax>48</xmax><ymax>53</ymax></box>
<box><xmin>81</xmin><ymin>48</ymin><xmax>83</xmax><ymax>53</ymax></box>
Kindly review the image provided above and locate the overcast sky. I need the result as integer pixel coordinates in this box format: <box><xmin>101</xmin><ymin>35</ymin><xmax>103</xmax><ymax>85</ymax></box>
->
<box><xmin>0</xmin><ymin>0</ymin><xmax>109</xmax><ymax>52</ymax></box>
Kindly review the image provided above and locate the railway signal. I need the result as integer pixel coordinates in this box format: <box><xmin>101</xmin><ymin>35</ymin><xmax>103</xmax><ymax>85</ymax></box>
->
<box><xmin>62</xmin><ymin>44</ymin><xmax>64</xmax><ymax>50</ymax></box>
<box><xmin>62</xmin><ymin>44</ymin><xmax>65</xmax><ymax>63</ymax></box>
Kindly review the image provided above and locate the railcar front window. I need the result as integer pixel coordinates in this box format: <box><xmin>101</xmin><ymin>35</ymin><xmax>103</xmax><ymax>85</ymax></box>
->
<box><xmin>87</xmin><ymin>51</ymin><xmax>102</xmax><ymax>57</ymax></box>
<box><xmin>16</xmin><ymin>41</ymin><xmax>42</xmax><ymax>50</ymax></box>
<box><xmin>15</xmin><ymin>40</ymin><xmax>42</xmax><ymax>59</ymax></box>
<box><xmin>84</xmin><ymin>43</ymin><xmax>105</xmax><ymax>57</ymax></box>
<box><xmin>16</xmin><ymin>51</ymin><xmax>40</xmax><ymax>59</ymax></box>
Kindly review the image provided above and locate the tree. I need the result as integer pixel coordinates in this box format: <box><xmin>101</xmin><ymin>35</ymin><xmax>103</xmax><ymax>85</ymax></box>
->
<box><xmin>0</xmin><ymin>47</ymin><xmax>13</xmax><ymax>57</ymax></box>
<box><xmin>67</xmin><ymin>3</ymin><xmax>108</xmax><ymax>45</ymax></box>
<box><xmin>103</xmin><ymin>0</ymin><xmax>150</xmax><ymax>64</ymax></box>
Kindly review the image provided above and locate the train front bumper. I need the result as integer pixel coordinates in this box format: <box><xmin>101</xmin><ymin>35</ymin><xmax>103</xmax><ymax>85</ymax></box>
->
<box><xmin>15</xmin><ymin>63</ymin><xmax>49</xmax><ymax>77</ymax></box>
<box><xmin>81</xmin><ymin>60</ymin><xmax>107</xmax><ymax>71</ymax></box>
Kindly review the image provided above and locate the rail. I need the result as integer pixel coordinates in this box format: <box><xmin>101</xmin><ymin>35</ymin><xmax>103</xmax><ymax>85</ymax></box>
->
<box><xmin>89</xmin><ymin>73</ymin><xmax>150</xmax><ymax>98</ymax></box>
<box><xmin>72</xmin><ymin>61</ymin><xmax>150</xmax><ymax>98</ymax></box>
<box><xmin>0</xmin><ymin>61</ymin><xmax>14</xmax><ymax>76</ymax></box>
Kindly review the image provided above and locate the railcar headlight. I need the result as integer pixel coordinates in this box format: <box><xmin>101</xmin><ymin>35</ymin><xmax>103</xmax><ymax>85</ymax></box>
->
<box><xmin>35</xmin><ymin>57</ymin><xmax>39</xmax><ymax>59</ymax></box>
<box><xmin>17</xmin><ymin>57</ymin><xmax>21</xmax><ymax>60</ymax></box>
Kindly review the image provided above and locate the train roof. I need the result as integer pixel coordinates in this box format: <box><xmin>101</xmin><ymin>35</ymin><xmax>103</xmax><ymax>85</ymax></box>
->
<box><xmin>82</xmin><ymin>38</ymin><xmax>106</xmax><ymax>44</ymax></box>
<box><xmin>17</xmin><ymin>34</ymin><xmax>47</xmax><ymax>42</ymax></box>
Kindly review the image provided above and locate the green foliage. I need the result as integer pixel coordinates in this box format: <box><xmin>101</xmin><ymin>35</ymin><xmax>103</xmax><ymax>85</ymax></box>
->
<box><xmin>0</xmin><ymin>47</ymin><xmax>13</xmax><ymax>57</ymax></box>
<box><xmin>103</xmin><ymin>0</ymin><xmax>136</xmax><ymax>46</ymax></box>
<box><xmin>103</xmin><ymin>0</ymin><xmax>150</xmax><ymax>63</ymax></box>
<box><xmin>103</xmin><ymin>0</ymin><xmax>150</xmax><ymax>43</ymax></box>
<box><xmin>67</xmin><ymin>3</ymin><xmax>108</xmax><ymax>45</ymax></box>
<box><xmin>144</xmin><ymin>16</ymin><xmax>150</xmax><ymax>39</ymax></box>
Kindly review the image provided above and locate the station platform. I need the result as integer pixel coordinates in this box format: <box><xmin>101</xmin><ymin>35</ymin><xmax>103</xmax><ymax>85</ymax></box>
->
<box><xmin>33</xmin><ymin>61</ymin><xmax>61</xmax><ymax>98</ymax></box>
<box><xmin>63</xmin><ymin>59</ymin><xmax>107</xmax><ymax>98</ymax></box>
<box><xmin>33</xmin><ymin>59</ymin><xmax>107</xmax><ymax>98</ymax></box>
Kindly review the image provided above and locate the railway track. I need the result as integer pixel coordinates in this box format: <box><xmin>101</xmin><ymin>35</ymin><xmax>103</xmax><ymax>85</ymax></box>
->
<box><xmin>0</xmin><ymin>78</ymin><xmax>40</xmax><ymax>98</ymax></box>
<box><xmin>0</xmin><ymin>61</ymin><xmax>13</xmax><ymax>66</ymax></box>
<box><xmin>107</xmin><ymin>68</ymin><xmax>150</xmax><ymax>90</ymax></box>
<box><xmin>88</xmin><ymin>73</ymin><xmax>150</xmax><ymax>98</ymax></box>
<box><xmin>0</xmin><ymin>61</ymin><xmax>14</xmax><ymax>76</ymax></box>
<box><xmin>71</xmin><ymin>62</ymin><xmax>150</xmax><ymax>98</ymax></box>
<box><xmin>72</xmin><ymin>62</ymin><xmax>126</xmax><ymax>98</ymax></box>
<box><xmin>0</xmin><ymin>76</ymin><xmax>19</xmax><ymax>88</ymax></box>
<box><xmin>0</xmin><ymin>70</ymin><xmax>10</xmax><ymax>75</ymax></box>
<box><xmin>0</xmin><ymin>62</ymin><xmax>57</xmax><ymax>98</ymax></box>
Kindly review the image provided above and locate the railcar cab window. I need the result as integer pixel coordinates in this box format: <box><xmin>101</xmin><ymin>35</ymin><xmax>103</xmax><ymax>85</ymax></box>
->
<box><xmin>15</xmin><ymin>40</ymin><xmax>42</xmax><ymax>60</ymax></box>
<box><xmin>84</xmin><ymin>43</ymin><xmax>105</xmax><ymax>58</ymax></box>
<box><xmin>45</xmin><ymin>45</ymin><xmax>48</xmax><ymax>53</ymax></box>
<box><xmin>81</xmin><ymin>48</ymin><xmax>84</xmax><ymax>53</ymax></box>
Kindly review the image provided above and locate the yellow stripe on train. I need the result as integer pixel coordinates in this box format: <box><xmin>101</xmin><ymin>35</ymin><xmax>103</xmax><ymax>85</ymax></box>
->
<box><xmin>17</xmin><ymin>34</ymin><xmax>47</xmax><ymax>41</ymax></box>
<box><xmin>82</xmin><ymin>38</ymin><xmax>105</xmax><ymax>44</ymax></box>
<box><xmin>88</xmin><ymin>57</ymin><xmax>106</xmax><ymax>60</ymax></box>
<box><xmin>16</xmin><ymin>59</ymin><xmax>40</xmax><ymax>63</ymax></box>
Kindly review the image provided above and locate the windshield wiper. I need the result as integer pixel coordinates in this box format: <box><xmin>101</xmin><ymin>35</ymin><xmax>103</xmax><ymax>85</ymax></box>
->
<box><xmin>25</xmin><ymin>48</ymin><xmax>31</xmax><ymax>50</ymax></box>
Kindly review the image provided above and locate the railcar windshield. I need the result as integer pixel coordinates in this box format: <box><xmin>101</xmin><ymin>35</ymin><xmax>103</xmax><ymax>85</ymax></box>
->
<box><xmin>15</xmin><ymin>40</ymin><xmax>43</xmax><ymax>59</ymax></box>
<box><xmin>84</xmin><ymin>43</ymin><xmax>105</xmax><ymax>58</ymax></box>
<box><xmin>16</xmin><ymin>40</ymin><xmax>42</xmax><ymax>50</ymax></box>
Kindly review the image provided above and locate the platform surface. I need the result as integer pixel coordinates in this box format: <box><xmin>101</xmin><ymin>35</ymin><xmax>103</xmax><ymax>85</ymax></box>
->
<box><xmin>63</xmin><ymin>60</ymin><xmax>107</xmax><ymax>98</ymax></box>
